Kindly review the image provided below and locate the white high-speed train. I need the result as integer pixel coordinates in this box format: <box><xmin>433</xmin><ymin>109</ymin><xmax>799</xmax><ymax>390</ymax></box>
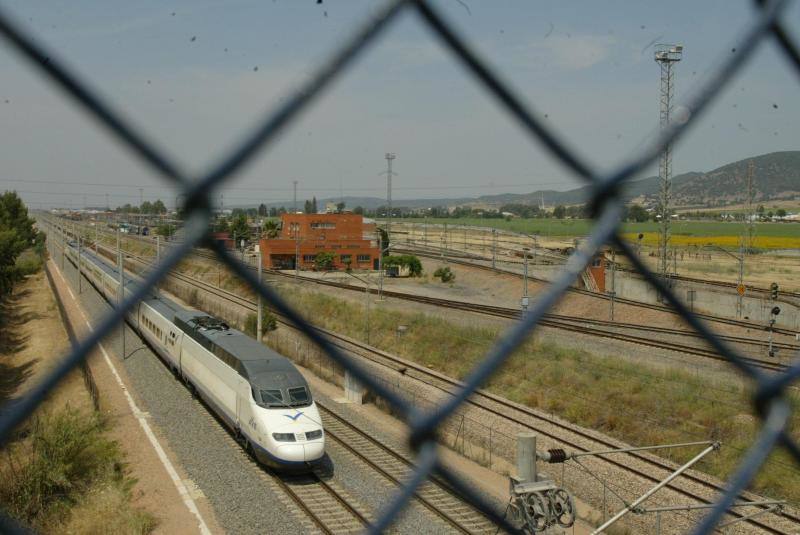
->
<box><xmin>64</xmin><ymin>241</ymin><xmax>325</xmax><ymax>470</ymax></box>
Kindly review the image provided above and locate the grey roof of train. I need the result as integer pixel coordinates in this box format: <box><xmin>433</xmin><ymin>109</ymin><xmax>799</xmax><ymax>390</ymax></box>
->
<box><xmin>74</xmin><ymin>245</ymin><xmax>306</xmax><ymax>391</ymax></box>
<box><xmin>174</xmin><ymin>310</ymin><xmax>307</xmax><ymax>389</ymax></box>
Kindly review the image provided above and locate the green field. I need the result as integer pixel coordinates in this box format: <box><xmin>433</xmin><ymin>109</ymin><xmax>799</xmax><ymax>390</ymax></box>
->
<box><xmin>396</xmin><ymin>217</ymin><xmax>799</xmax><ymax>239</ymax></box>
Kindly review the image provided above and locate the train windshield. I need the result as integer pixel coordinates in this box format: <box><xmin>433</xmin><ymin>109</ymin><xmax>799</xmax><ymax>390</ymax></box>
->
<box><xmin>258</xmin><ymin>389</ymin><xmax>284</xmax><ymax>408</ymax></box>
<box><xmin>288</xmin><ymin>386</ymin><xmax>311</xmax><ymax>407</ymax></box>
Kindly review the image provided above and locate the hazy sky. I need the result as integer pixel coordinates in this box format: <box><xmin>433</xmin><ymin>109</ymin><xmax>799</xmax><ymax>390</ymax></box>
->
<box><xmin>0</xmin><ymin>1</ymin><xmax>797</xmax><ymax>210</ymax></box>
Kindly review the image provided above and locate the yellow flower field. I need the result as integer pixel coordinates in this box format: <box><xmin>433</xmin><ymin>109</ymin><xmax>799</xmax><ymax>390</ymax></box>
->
<box><xmin>621</xmin><ymin>233</ymin><xmax>800</xmax><ymax>250</ymax></box>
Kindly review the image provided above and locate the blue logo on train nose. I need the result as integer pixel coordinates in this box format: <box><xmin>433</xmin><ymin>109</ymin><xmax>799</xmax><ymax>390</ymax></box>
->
<box><xmin>284</xmin><ymin>412</ymin><xmax>303</xmax><ymax>421</ymax></box>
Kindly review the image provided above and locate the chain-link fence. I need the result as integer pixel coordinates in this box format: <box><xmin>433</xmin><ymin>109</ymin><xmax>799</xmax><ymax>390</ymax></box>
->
<box><xmin>1</xmin><ymin>1</ymin><xmax>799</xmax><ymax>533</ymax></box>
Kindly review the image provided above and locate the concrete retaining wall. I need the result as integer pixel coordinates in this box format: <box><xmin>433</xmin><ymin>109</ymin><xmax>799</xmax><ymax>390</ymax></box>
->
<box><xmin>608</xmin><ymin>270</ymin><xmax>800</xmax><ymax>330</ymax></box>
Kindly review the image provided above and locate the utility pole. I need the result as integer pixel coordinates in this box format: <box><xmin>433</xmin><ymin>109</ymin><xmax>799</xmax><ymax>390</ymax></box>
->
<box><xmin>105</xmin><ymin>193</ymin><xmax>110</xmax><ymax>211</ymax></box>
<box><xmin>521</xmin><ymin>248</ymin><xmax>530</xmax><ymax>315</ymax></box>
<box><xmin>294</xmin><ymin>222</ymin><xmax>300</xmax><ymax>280</ymax></box>
<box><xmin>654</xmin><ymin>44</ymin><xmax>683</xmax><ymax>282</ymax></box>
<box><xmin>492</xmin><ymin>229</ymin><xmax>497</xmax><ymax>269</ymax></box>
<box><xmin>156</xmin><ymin>235</ymin><xmax>160</xmax><ymax>263</ymax></box>
<box><xmin>257</xmin><ymin>248</ymin><xmax>262</xmax><ymax>341</ymax></box>
<box><xmin>736</xmin><ymin>239</ymin><xmax>745</xmax><ymax>318</ymax></box>
<box><xmin>293</xmin><ymin>180</ymin><xmax>298</xmax><ymax>214</ymax></box>
<box><xmin>609</xmin><ymin>249</ymin><xmax>617</xmax><ymax>321</ymax></box>
<box><xmin>139</xmin><ymin>187</ymin><xmax>143</xmax><ymax>208</ymax></box>
<box><xmin>746</xmin><ymin>159</ymin><xmax>756</xmax><ymax>251</ymax></box>
<box><xmin>384</xmin><ymin>152</ymin><xmax>396</xmax><ymax>256</ymax></box>
<box><xmin>77</xmin><ymin>234</ymin><xmax>82</xmax><ymax>293</ymax></box>
<box><xmin>377</xmin><ymin>231</ymin><xmax>384</xmax><ymax>300</ymax></box>
<box><xmin>118</xmin><ymin>232</ymin><xmax>125</xmax><ymax>359</ymax></box>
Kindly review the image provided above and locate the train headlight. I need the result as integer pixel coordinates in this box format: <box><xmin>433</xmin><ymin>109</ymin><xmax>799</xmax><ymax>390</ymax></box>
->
<box><xmin>272</xmin><ymin>433</ymin><xmax>296</xmax><ymax>442</ymax></box>
<box><xmin>306</xmin><ymin>430</ymin><xmax>323</xmax><ymax>440</ymax></box>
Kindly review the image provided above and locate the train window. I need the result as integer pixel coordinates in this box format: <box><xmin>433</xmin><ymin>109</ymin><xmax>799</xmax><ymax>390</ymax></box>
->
<box><xmin>288</xmin><ymin>387</ymin><xmax>311</xmax><ymax>407</ymax></box>
<box><xmin>259</xmin><ymin>389</ymin><xmax>284</xmax><ymax>408</ymax></box>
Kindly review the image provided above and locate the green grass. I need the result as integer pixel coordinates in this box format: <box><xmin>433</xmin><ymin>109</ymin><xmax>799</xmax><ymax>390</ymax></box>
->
<box><xmin>397</xmin><ymin>217</ymin><xmax>800</xmax><ymax>239</ymax></box>
<box><xmin>0</xmin><ymin>407</ymin><xmax>156</xmax><ymax>533</ymax></box>
<box><xmin>276</xmin><ymin>286</ymin><xmax>800</xmax><ymax>504</ymax></box>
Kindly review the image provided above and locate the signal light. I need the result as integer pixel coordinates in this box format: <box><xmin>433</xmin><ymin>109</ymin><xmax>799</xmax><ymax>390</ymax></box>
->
<box><xmin>770</xmin><ymin>282</ymin><xmax>779</xmax><ymax>300</ymax></box>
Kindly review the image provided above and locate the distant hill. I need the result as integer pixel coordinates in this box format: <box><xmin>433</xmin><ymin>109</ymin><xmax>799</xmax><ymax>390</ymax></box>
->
<box><xmin>242</xmin><ymin>151</ymin><xmax>800</xmax><ymax>211</ymax></box>
<box><xmin>669</xmin><ymin>151</ymin><xmax>800</xmax><ymax>206</ymax></box>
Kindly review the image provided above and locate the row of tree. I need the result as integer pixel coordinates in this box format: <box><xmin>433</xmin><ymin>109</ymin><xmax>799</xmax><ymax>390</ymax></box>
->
<box><xmin>219</xmin><ymin>200</ymin><xmax>655</xmax><ymax>223</ymax></box>
<box><xmin>115</xmin><ymin>199</ymin><xmax>168</xmax><ymax>214</ymax></box>
<box><xmin>0</xmin><ymin>192</ymin><xmax>41</xmax><ymax>296</ymax></box>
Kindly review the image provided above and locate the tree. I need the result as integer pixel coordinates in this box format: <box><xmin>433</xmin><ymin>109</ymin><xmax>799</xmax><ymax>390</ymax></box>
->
<box><xmin>776</xmin><ymin>208</ymin><xmax>787</xmax><ymax>218</ymax></box>
<box><xmin>383</xmin><ymin>255</ymin><xmax>422</xmax><ymax>277</ymax></box>
<box><xmin>311</xmin><ymin>196</ymin><xmax>318</xmax><ymax>214</ymax></box>
<box><xmin>627</xmin><ymin>204</ymin><xmax>649</xmax><ymax>222</ymax></box>
<box><xmin>353</xmin><ymin>206</ymin><xmax>364</xmax><ymax>215</ymax></box>
<box><xmin>304</xmin><ymin>199</ymin><xmax>313</xmax><ymax>214</ymax></box>
<box><xmin>268</xmin><ymin>207</ymin><xmax>278</xmax><ymax>217</ymax></box>
<box><xmin>258</xmin><ymin>203</ymin><xmax>267</xmax><ymax>216</ymax></box>
<box><xmin>553</xmin><ymin>205</ymin><xmax>566</xmax><ymax>219</ymax></box>
<box><xmin>0</xmin><ymin>191</ymin><xmax>37</xmax><ymax>295</ymax></box>
<box><xmin>263</xmin><ymin>220</ymin><xmax>279</xmax><ymax>238</ymax></box>
<box><xmin>0</xmin><ymin>191</ymin><xmax>35</xmax><ymax>245</ymax></box>
<box><xmin>336</xmin><ymin>202</ymin><xmax>345</xmax><ymax>213</ymax></box>
<box><xmin>152</xmin><ymin>199</ymin><xmax>167</xmax><ymax>214</ymax></box>
<box><xmin>213</xmin><ymin>218</ymin><xmax>229</xmax><ymax>233</ymax></box>
<box><xmin>140</xmin><ymin>201</ymin><xmax>154</xmax><ymax>214</ymax></box>
<box><xmin>156</xmin><ymin>224</ymin><xmax>175</xmax><ymax>238</ymax></box>
<box><xmin>433</xmin><ymin>266</ymin><xmax>455</xmax><ymax>283</ymax></box>
<box><xmin>314</xmin><ymin>251</ymin><xmax>335</xmax><ymax>271</ymax></box>
<box><xmin>378</xmin><ymin>228</ymin><xmax>389</xmax><ymax>257</ymax></box>
<box><xmin>229</xmin><ymin>213</ymin><xmax>250</xmax><ymax>243</ymax></box>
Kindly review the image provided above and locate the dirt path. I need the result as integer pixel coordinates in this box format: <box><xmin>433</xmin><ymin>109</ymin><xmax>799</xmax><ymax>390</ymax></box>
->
<box><xmin>0</xmin><ymin>269</ymin><xmax>87</xmax><ymax>414</ymax></box>
<box><xmin>47</xmin><ymin>259</ymin><xmax>223</xmax><ymax>535</ymax></box>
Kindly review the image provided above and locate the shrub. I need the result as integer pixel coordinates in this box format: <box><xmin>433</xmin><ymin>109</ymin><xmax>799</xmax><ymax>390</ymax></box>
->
<box><xmin>383</xmin><ymin>255</ymin><xmax>422</xmax><ymax>277</ymax></box>
<box><xmin>433</xmin><ymin>266</ymin><xmax>455</xmax><ymax>283</ymax></box>
<box><xmin>314</xmin><ymin>251</ymin><xmax>335</xmax><ymax>271</ymax></box>
<box><xmin>245</xmin><ymin>308</ymin><xmax>278</xmax><ymax>338</ymax></box>
<box><xmin>0</xmin><ymin>408</ymin><xmax>155</xmax><ymax>531</ymax></box>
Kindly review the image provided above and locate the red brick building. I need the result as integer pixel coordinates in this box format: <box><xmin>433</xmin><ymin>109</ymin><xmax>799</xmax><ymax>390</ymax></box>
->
<box><xmin>259</xmin><ymin>213</ymin><xmax>379</xmax><ymax>270</ymax></box>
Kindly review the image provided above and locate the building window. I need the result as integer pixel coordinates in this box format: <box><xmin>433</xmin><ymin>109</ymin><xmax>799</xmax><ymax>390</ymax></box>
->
<box><xmin>357</xmin><ymin>254</ymin><xmax>371</xmax><ymax>262</ymax></box>
<box><xmin>303</xmin><ymin>255</ymin><xmax>316</xmax><ymax>262</ymax></box>
<box><xmin>310</xmin><ymin>222</ymin><xmax>336</xmax><ymax>229</ymax></box>
<box><xmin>340</xmin><ymin>254</ymin><xmax>352</xmax><ymax>263</ymax></box>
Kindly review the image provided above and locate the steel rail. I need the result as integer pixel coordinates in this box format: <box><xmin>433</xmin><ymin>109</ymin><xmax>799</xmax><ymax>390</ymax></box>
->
<box><xmin>319</xmin><ymin>404</ymin><xmax>497</xmax><ymax>534</ymax></box>
<box><xmin>270</xmin><ymin>470</ymin><xmax>371</xmax><ymax>535</ymax></box>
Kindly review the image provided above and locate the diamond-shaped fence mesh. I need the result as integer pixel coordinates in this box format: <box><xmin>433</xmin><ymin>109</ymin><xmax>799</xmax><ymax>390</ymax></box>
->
<box><xmin>1</xmin><ymin>1</ymin><xmax>799</xmax><ymax>533</ymax></box>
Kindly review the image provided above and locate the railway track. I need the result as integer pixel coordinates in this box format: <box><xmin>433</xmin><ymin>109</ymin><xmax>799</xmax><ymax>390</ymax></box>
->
<box><xmin>271</xmin><ymin>470</ymin><xmax>371</xmax><ymax>534</ymax></box>
<box><xmin>50</xmin><ymin>222</ymin><xmax>797</xmax><ymax>533</ymax></box>
<box><xmin>169</xmin><ymin>255</ymin><xmax>797</xmax><ymax>533</ymax></box>
<box><xmin>320</xmin><ymin>405</ymin><xmax>499</xmax><ymax>534</ymax></box>
<box><xmin>52</xmin><ymin>218</ymin><xmax>799</xmax><ymax>373</ymax></box>
<box><xmin>396</xmin><ymin>246</ymin><xmax>800</xmax><ymax>338</ymax></box>
<box><xmin>391</xmin><ymin>230</ymin><xmax>800</xmax><ymax>303</ymax></box>
<box><xmin>59</xmin><ymin>218</ymin><xmax>796</xmax><ymax>375</ymax></box>
<box><xmin>179</xmin><ymin>247</ymin><xmax>796</xmax><ymax>373</ymax></box>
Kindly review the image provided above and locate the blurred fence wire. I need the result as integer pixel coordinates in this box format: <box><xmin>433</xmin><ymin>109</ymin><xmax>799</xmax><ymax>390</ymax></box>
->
<box><xmin>1</xmin><ymin>1</ymin><xmax>799</xmax><ymax>533</ymax></box>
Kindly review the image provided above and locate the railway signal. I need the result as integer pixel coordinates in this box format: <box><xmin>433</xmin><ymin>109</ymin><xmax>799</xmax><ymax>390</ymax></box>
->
<box><xmin>768</xmin><ymin>305</ymin><xmax>780</xmax><ymax>358</ymax></box>
<box><xmin>770</xmin><ymin>282</ymin><xmax>779</xmax><ymax>300</ymax></box>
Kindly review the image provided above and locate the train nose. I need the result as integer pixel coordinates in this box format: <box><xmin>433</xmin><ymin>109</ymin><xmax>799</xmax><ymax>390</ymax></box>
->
<box><xmin>303</xmin><ymin>441</ymin><xmax>325</xmax><ymax>462</ymax></box>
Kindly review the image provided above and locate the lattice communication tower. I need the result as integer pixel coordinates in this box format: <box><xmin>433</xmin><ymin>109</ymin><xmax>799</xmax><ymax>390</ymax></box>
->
<box><xmin>654</xmin><ymin>44</ymin><xmax>683</xmax><ymax>278</ymax></box>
